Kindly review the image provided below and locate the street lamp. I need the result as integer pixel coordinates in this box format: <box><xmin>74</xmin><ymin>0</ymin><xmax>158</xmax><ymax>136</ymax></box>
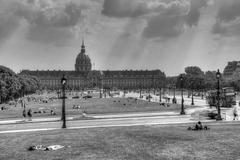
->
<box><xmin>139</xmin><ymin>83</ymin><xmax>142</xmax><ymax>99</ymax></box>
<box><xmin>180</xmin><ymin>74</ymin><xmax>185</xmax><ymax>115</ymax></box>
<box><xmin>61</xmin><ymin>75</ymin><xmax>67</xmax><ymax>128</ymax></box>
<box><xmin>172</xmin><ymin>84</ymin><xmax>177</xmax><ymax>104</ymax></box>
<box><xmin>99</xmin><ymin>71</ymin><xmax>103</xmax><ymax>98</ymax></box>
<box><xmin>191</xmin><ymin>81</ymin><xmax>195</xmax><ymax>105</ymax></box>
<box><xmin>216</xmin><ymin>69</ymin><xmax>222</xmax><ymax>120</ymax></box>
<box><xmin>99</xmin><ymin>79</ymin><xmax>102</xmax><ymax>98</ymax></box>
<box><xmin>148</xmin><ymin>89</ymin><xmax>151</xmax><ymax>102</ymax></box>
<box><xmin>159</xmin><ymin>87</ymin><xmax>162</xmax><ymax>102</ymax></box>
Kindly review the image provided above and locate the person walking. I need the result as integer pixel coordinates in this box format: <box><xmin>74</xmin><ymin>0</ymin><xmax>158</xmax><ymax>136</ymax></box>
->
<box><xmin>233</xmin><ymin>105</ymin><xmax>239</xmax><ymax>121</ymax></box>
<box><xmin>27</xmin><ymin>109</ymin><xmax>32</xmax><ymax>121</ymax></box>
<box><xmin>22</xmin><ymin>108</ymin><xmax>26</xmax><ymax>121</ymax></box>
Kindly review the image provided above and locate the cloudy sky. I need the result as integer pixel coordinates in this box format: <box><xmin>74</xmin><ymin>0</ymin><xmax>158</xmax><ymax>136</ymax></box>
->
<box><xmin>0</xmin><ymin>0</ymin><xmax>240</xmax><ymax>76</ymax></box>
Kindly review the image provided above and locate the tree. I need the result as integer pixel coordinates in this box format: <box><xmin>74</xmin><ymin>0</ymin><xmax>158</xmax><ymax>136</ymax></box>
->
<box><xmin>185</xmin><ymin>66</ymin><xmax>204</xmax><ymax>76</ymax></box>
<box><xmin>183</xmin><ymin>66</ymin><xmax>205</xmax><ymax>91</ymax></box>
<box><xmin>18</xmin><ymin>75</ymin><xmax>41</xmax><ymax>95</ymax></box>
<box><xmin>166</xmin><ymin>76</ymin><xmax>177</xmax><ymax>86</ymax></box>
<box><xmin>0</xmin><ymin>65</ymin><xmax>41</xmax><ymax>103</ymax></box>
<box><xmin>0</xmin><ymin>80</ymin><xmax>7</xmax><ymax>103</ymax></box>
<box><xmin>204</xmin><ymin>71</ymin><xmax>217</xmax><ymax>89</ymax></box>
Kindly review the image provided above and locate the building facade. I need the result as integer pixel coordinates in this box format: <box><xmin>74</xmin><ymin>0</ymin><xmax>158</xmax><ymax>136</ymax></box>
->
<box><xmin>20</xmin><ymin>41</ymin><xmax>166</xmax><ymax>90</ymax></box>
<box><xmin>223</xmin><ymin>61</ymin><xmax>240</xmax><ymax>80</ymax></box>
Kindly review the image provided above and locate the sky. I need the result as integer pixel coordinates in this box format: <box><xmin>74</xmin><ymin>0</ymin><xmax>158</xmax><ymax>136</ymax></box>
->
<box><xmin>0</xmin><ymin>0</ymin><xmax>240</xmax><ymax>76</ymax></box>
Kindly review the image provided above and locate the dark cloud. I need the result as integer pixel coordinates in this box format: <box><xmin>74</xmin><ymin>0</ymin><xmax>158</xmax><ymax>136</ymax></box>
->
<box><xmin>143</xmin><ymin>14</ymin><xmax>184</xmax><ymax>38</ymax></box>
<box><xmin>217</xmin><ymin>0</ymin><xmax>240</xmax><ymax>22</ymax></box>
<box><xmin>143</xmin><ymin>0</ymin><xmax>207</xmax><ymax>39</ymax></box>
<box><xmin>212</xmin><ymin>20</ymin><xmax>240</xmax><ymax>37</ymax></box>
<box><xmin>24</xmin><ymin>2</ymin><xmax>82</xmax><ymax>28</ymax></box>
<box><xmin>0</xmin><ymin>0</ymin><xmax>85</xmax><ymax>46</ymax></box>
<box><xmin>101</xmin><ymin>0</ymin><xmax>181</xmax><ymax>18</ymax></box>
<box><xmin>23</xmin><ymin>1</ymin><xmax>83</xmax><ymax>45</ymax></box>
<box><xmin>101</xmin><ymin>0</ymin><xmax>150</xmax><ymax>18</ymax></box>
<box><xmin>212</xmin><ymin>0</ymin><xmax>240</xmax><ymax>37</ymax></box>
<box><xmin>101</xmin><ymin>0</ymin><xmax>207</xmax><ymax>39</ymax></box>
<box><xmin>185</xmin><ymin>0</ymin><xmax>207</xmax><ymax>26</ymax></box>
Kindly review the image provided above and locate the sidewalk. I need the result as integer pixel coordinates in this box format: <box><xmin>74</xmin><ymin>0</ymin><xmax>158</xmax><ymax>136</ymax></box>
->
<box><xmin>0</xmin><ymin>97</ymin><xmax>238</xmax><ymax>125</ymax></box>
<box><xmin>125</xmin><ymin>92</ymin><xmax>208</xmax><ymax>107</ymax></box>
<box><xmin>0</xmin><ymin>110</ymin><xmax>187</xmax><ymax>125</ymax></box>
<box><xmin>0</xmin><ymin>117</ymin><xmax>61</xmax><ymax>125</ymax></box>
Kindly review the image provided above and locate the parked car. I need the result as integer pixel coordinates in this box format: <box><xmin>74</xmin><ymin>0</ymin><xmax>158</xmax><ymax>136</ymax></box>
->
<box><xmin>83</xmin><ymin>95</ymin><xmax>92</xmax><ymax>99</ymax></box>
<box><xmin>208</xmin><ymin>110</ymin><xmax>218</xmax><ymax>119</ymax></box>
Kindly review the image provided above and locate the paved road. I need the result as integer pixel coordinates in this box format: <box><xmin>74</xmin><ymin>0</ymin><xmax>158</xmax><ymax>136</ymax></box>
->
<box><xmin>0</xmin><ymin>114</ymin><xmax>213</xmax><ymax>134</ymax></box>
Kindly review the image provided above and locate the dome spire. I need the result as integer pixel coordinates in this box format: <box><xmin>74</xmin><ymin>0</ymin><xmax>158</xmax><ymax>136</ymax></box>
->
<box><xmin>82</xmin><ymin>39</ymin><xmax>85</xmax><ymax>48</ymax></box>
<box><xmin>81</xmin><ymin>39</ymin><xmax>85</xmax><ymax>53</ymax></box>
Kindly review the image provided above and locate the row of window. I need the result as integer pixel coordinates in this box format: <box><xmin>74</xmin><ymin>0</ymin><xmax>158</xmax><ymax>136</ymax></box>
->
<box><xmin>104</xmin><ymin>75</ymin><xmax>160</xmax><ymax>78</ymax></box>
<box><xmin>41</xmin><ymin>78</ymin><xmax>160</xmax><ymax>87</ymax></box>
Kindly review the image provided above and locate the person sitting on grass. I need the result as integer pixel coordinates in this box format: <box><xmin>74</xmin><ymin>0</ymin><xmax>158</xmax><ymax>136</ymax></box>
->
<box><xmin>188</xmin><ymin>121</ymin><xmax>209</xmax><ymax>131</ymax></box>
<box><xmin>195</xmin><ymin>121</ymin><xmax>203</xmax><ymax>130</ymax></box>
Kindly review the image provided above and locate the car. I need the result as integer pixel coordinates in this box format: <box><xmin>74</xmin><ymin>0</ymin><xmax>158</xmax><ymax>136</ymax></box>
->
<box><xmin>83</xmin><ymin>95</ymin><xmax>92</xmax><ymax>99</ymax></box>
<box><xmin>59</xmin><ymin>96</ymin><xmax>67</xmax><ymax>99</ymax></box>
<box><xmin>208</xmin><ymin>110</ymin><xmax>218</xmax><ymax>119</ymax></box>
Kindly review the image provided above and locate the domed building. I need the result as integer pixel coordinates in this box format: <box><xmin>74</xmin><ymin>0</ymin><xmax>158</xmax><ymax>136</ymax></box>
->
<box><xmin>20</xmin><ymin>41</ymin><xmax>166</xmax><ymax>91</ymax></box>
<box><xmin>75</xmin><ymin>40</ymin><xmax>92</xmax><ymax>72</ymax></box>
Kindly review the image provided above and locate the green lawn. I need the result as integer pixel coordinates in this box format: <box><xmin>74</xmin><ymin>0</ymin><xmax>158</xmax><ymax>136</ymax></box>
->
<box><xmin>0</xmin><ymin>97</ymin><xmax>195</xmax><ymax>119</ymax></box>
<box><xmin>0</xmin><ymin>123</ymin><xmax>240</xmax><ymax>160</ymax></box>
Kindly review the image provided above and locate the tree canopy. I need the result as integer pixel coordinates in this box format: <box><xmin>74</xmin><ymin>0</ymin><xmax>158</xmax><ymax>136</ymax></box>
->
<box><xmin>0</xmin><ymin>66</ymin><xmax>41</xmax><ymax>103</ymax></box>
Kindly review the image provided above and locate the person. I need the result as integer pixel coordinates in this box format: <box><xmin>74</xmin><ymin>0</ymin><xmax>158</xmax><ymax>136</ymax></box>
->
<box><xmin>27</xmin><ymin>109</ymin><xmax>32</xmax><ymax>121</ymax></box>
<box><xmin>51</xmin><ymin>109</ymin><xmax>56</xmax><ymax>115</ymax></box>
<box><xmin>82</xmin><ymin>108</ymin><xmax>87</xmax><ymax>117</ymax></box>
<box><xmin>188</xmin><ymin>121</ymin><xmax>209</xmax><ymax>131</ymax></box>
<box><xmin>23</xmin><ymin>108</ymin><xmax>26</xmax><ymax>120</ymax></box>
<box><xmin>195</xmin><ymin>121</ymin><xmax>203</xmax><ymax>130</ymax></box>
<box><xmin>50</xmin><ymin>110</ymin><xmax>54</xmax><ymax>115</ymax></box>
<box><xmin>233</xmin><ymin>105</ymin><xmax>239</xmax><ymax>120</ymax></box>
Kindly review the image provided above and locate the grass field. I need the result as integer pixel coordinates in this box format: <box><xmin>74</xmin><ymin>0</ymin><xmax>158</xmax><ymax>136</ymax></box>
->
<box><xmin>0</xmin><ymin>123</ymin><xmax>240</xmax><ymax>160</ymax></box>
<box><xmin>0</xmin><ymin>96</ymin><xmax>194</xmax><ymax>119</ymax></box>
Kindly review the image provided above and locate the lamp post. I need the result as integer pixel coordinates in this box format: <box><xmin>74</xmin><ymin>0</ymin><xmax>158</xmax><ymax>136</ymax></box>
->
<box><xmin>61</xmin><ymin>75</ymin><xmax>67</xmax><ymax>128</ymax></box>
<box><xmin>99</xmin><ymin>80</ymin><xmax>102</xmax><ymax>98</ymax></box>
<box><xmin>99</xmin><ymin>71</ymin><xmax>103</xmax><ymax>98</ymax></box>
<box><xmin>201</xmin><ymin>90</ymin><xmax>204</xmax><ymax>99</ymax></box>
<box><xmin>191</xmin><ymin>81</ymin><xmax>194</xmax><ymax>105</ymax></box>
<box><xmin>172</xmin><ymin>84</ymin><xmax>176</xmax><ymax>104</ymax></box>
<box><xmin>180</xmin><ymin>74</ymin><xmax>185</xmax><ymax>115</ymax></box>
<box><xmin>148</xmin><ymin>89</ymin><xmax>151</xmax><ymax>102</ymax></box>
<box><xmin>216</xmin><ymin>69</ymin><xmax>222</xmax><ymax>120</ymax></box>
<box><xmin>159</xmin><ymin>87</ymin><xmax>162</xmax><ymax>102</ymax></box>
<box><xmin>139</xmin><ymin>83</ymin><xmax>142</xmax><ymax>99</ymax></box>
